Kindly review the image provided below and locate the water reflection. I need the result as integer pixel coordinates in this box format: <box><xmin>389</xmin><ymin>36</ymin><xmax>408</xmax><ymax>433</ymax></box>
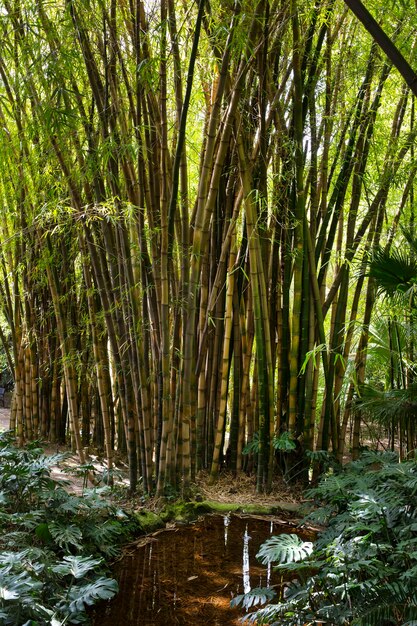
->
<box><xmin>242</xmin><ymin>524</ymin><xmax>251</xmax><ymax>594</ymax></box>
<box><xmin>93</xmin><ymin>514</ymin><xmax>297</xmax><ymax>626</ymax></box>
<box><xmin>224</xmin><ymin>513</ymin><xmax>230</xmax><ymax>546</ymax></box>
<box><xmin>267</xmin><ymin>520</ymin><xmax>274</xmax><ymax>587</ymax></box>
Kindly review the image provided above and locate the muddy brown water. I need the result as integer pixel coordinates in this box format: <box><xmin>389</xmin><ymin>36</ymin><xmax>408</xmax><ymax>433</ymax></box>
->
<box><xmin>92</xmin><ymin>513</ymin><xmax>306</xmax><ymax>625</ymax></box>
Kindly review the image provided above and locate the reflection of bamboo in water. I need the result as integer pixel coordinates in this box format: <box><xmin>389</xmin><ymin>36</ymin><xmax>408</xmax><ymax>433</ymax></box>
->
<box><xmin>243</xmin><ymin>524</ymin><xmax>251</xmax><ymax>594</ymax></box>
<box><xmin>224</xmin><ymin>514</ymin><xmax>230</xmax><ymax>548</ymax></box>
<box><xmin>141</xmin><ymin>542</ymin><xmax>152</xmax><ymax>618</ymax></box>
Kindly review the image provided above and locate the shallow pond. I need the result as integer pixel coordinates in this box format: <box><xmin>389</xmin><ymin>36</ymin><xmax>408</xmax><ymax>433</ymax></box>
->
<box><xmin>93</xmin><ymin>513</ymin><xmax>305</xmax><ymax>625</ymax></box>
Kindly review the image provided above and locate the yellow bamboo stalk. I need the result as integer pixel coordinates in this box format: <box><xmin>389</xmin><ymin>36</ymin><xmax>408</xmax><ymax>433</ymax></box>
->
<box><xmin>84</xmin><ymin>264</ymin><xmax>114</xmax><ymax>483</ymax></box>
<box><xmin>209</xmin><ymin>233</ymin><xmax>237</xmax><ymax>483</ymax></box>
<box><xmin>237</xmin><ymin>287</ymin><xmax>254</xmax><ymax>470</ymax></box>
<box><xmin>236</xmin><ymin>116</ymin><xmax>275</xmax><ymax>491</ymax></box>
<box><xmin>42</xmin><ymin>236</ymin><xmax>86</xmax><ymax>467</ymax></box>
<box><xmin>24</xmin><ymin>346</ymin><xmax>32</xmax><ymax>440</ymax></box>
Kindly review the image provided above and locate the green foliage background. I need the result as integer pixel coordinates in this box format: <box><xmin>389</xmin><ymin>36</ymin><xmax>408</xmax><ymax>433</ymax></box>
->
<box><xmin>0</xmin><ymin>432</ymin><xmax>135</xmax><ymax>625</ymax></box>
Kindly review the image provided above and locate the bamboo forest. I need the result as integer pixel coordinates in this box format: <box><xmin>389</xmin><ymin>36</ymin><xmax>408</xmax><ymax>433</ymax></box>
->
<box><xmin>1</xmin><ymin>0</ymin><xmax>417</xmax><ymax>493</ymax></box>
<box><xmin>5</xmin><ymin>0</ymin><xmax>417</xmax><ymax>624</ymax></box>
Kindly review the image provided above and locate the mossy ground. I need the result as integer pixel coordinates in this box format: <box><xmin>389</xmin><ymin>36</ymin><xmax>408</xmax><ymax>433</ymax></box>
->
<box><xmin>133</xmin><ymin>499</ymin><xmax>303</xmax><ymax>534</ymax></box>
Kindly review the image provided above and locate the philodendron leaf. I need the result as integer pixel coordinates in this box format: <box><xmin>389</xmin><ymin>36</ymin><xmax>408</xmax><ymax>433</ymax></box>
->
<box><xmin>35</xmin><ymin>522</ymin><xmax>53</xmax><ymax>544</ymax></box>
<box><xmin>49</xmin><ymin>522</ymin><xmax>83</xmax><ymax>551</ymax></box>
<box><xmin>52</xmin><ymin>555</ymin><xmax>103</xmax><ymax>579</ymax></box>
<box><xmin>67</xmin><ymin>577</ymin><xmax>118</xmax><ymax>612</ymax></box>
<box><xmin>231</xmin><ymin>587</ymin><xmax>276</xmax><ymax>609</ymax></box>
<box><xmin>256</xmin><ymin>534</ymin><xmax>314</xmax><ymax>565</ymax></box>
<box><xmin>0</xmin><ymin>586</ymin><xmax>19</xmax><ymax>600</ymax></box>
<box><xmin>0</xmin><ymin>571</ymin><xmax>43</xmax><ymax>600</ymax></box>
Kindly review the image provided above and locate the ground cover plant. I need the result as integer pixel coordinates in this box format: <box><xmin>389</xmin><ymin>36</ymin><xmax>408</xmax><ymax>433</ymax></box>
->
<box><xmin>233</xmin><ymin>450</ymin><xmax>417</xmax><ymax>625</ymax></box>
<box><xmin>0</xmin><ymin>432</ymin><xmax>134</xmax><ymax>625</ymax></box>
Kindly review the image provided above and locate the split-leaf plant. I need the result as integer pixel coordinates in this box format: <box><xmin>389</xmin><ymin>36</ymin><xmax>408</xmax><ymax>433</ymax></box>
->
<box><xmin>233</xmin><ymin>450</ymin><xmax>417</xmax><ymax>625</ymax></box>
<box><xmin>0</xmin><ymin>432</ymin><xmax>135</xmax><ymax>625</ymax></box>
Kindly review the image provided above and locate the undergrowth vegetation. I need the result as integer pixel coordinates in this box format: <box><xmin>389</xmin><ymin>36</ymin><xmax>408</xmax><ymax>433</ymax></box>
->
<box><xmin>234</xmin><ymin>451</ymin><xmax>417</xmax><ymax>625</ymax></box>
<box><xmin>0</xmin><ymin>432</ymin><xmax>135</xmax><ymax>625</ymax></box>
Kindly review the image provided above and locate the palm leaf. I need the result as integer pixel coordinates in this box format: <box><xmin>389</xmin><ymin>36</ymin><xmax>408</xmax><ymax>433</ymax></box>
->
<box><xmin>368</xmin><ymin>246</ymin><xmax>417</xmax><ymax>298</ymax></box>
<box><xmin>355</xmin><ymin>383</ymin><xmax>417</xmax><ymax>425</ymax></box>
<box><xmin>400</xmin><ymin>226</ymin><xmax>417</xmax><ymax>258</ymax></box>
<box><xmin>355</xmin><ymin>580</ymin><xmax>417</xmax><ymax>625</ymax></box>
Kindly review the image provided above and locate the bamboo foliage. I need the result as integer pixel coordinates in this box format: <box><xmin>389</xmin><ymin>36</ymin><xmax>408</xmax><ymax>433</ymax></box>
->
<box><xmin>0</xmin><ymin>0</ymin><xmax>415</xmax><ymax>492</ymax></box>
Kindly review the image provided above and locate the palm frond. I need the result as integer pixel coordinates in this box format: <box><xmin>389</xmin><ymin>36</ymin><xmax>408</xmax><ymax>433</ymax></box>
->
<box><xmin>355</xmin><ymin>580</ymin><xmax>417</xmax><ymax>625</ymax></box>
<box><xmin>355</xmin><ymin>383</ymin><xmax>417</xmax><ymax>424</ymax></box>
<box><xmin>400</xmin><ymin>226</ymin><xmax>417</xmax><ymax>258</ymax></box>
<box><xmin>368</xmin><ymin>246</ymin><xmax>417</xmax><ymax>298</ymax></box>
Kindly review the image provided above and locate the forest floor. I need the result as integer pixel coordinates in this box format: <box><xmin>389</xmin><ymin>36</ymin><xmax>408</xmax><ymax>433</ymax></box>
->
<box><xmin>0</xmin><ymin>407</ymin><xmax>117</xmax><ymax>495</ymax></box>
<box><xmin>0</xmin><ymin>406</ymin><xmax>303</xmax><ymax>508</ymax></box>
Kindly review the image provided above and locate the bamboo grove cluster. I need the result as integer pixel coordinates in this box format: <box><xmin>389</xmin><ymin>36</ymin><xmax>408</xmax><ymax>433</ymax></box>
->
<box><xmin>0</xmin><ymin>0</ymin><xmax>416</xmax><ymax>493</ymax></box>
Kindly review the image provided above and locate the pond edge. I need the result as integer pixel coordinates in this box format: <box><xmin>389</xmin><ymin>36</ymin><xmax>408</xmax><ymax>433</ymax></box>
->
<box><xmin>134</xmin><ymin>499</ymin><xmax>305</xmax><ymax>534</ymax></box>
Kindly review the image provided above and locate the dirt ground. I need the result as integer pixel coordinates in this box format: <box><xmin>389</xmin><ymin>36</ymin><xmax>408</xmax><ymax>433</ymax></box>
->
<box><xmin>0</xmin><ymin>407</ymin><xmax>115</xmax><ymax>495</ymax></box>
<box><xmin>0</xmin><ymin>407</ymin><xmax>11</xmax><ymax>432</ymax></box>
<box><xmin>0</xmin><ymin>407</ymin><xmax>303</xmax><ymax>507</ymax></box>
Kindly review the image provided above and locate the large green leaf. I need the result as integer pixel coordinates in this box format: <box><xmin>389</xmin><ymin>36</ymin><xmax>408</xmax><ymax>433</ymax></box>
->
<box><xmin>256</xmin><ymin>534</ymin><xmax>313</xmax><ymax>565</ymax></box>
<box><xmin>0</xmin><ymin>438</ymin><xmax>128</xmax><ymax>625</ymax></box>
<box><xmin>83</xmin><ymin>519</ymin><xmax>123</xmax><ymax>556</ymax></box>
<box><xmin>230</xmin><ymin>587</ymin><xmax>276</xmax><ymax>610</ymax></box>
<box><xmin>368</xmin><ymin>246</ymin><xmax>417</xmax><ymax>299</ymax></box>
<box><xmin>52</xmin><ymin>555</ymin><xmax>103</xmax><ymax>579</ymax></box>
<box><xmin>49</xmin><ymin>522</ymin><xmax>83</xmax><ymax>551</ymax></box>
<box><xmin>67</xmin><ymin>577</ymin><xmax>118</xmax><ymax>613</ymax></box>
<box><xmin>0</xmin><ymin>571</ymin><xmax>43</xmax><ymax>600</ymax></box>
